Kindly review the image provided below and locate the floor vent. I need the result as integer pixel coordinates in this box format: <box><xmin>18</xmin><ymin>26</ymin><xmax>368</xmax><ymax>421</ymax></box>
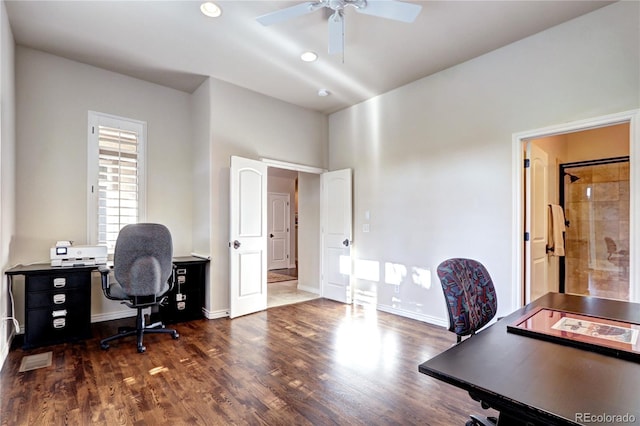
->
<box><xmin>18</xmin><ymin>351</ymin><xmax>53</xmax><ymax>373</ymax></box>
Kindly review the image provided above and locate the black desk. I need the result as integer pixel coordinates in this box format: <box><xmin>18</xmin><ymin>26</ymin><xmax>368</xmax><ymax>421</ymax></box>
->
<box><xmin>6</xmin><ymin>256</ymin><xmax>208</xmax><ymax>349</ymax></box>
<box><xmin>419</xmin><ymin>293</ymin><xmax>640</xmax><ymax>426</ymax></box>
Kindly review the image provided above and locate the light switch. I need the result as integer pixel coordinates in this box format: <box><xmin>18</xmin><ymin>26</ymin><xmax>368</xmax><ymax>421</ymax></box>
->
<box><xmin>363</xmin><ymin>224</ymin><xmax>370</xmax><ymax>233</ymax></box>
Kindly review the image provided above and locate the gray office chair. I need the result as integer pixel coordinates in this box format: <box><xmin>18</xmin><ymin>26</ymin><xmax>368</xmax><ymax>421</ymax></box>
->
<box><xmin>98</xmin><ymin>223</ymin><xmax>179</xmax><ymax>353</ymax></box>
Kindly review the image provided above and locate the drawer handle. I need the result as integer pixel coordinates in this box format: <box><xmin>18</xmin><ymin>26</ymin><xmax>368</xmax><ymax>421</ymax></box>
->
<box><xmin>53</xmin><ymin>318</ymin><xmax>66</xmax><ymax>329</ymax></box>
<box><xmin>52</xmin><ymin>309</ymin><xmax>67</xmax><ymax>318</ymax></box>
<box><xmin>53</xmin><ymin>294</ymin><xmax>66</xmax><ymax>304</ymax></box>
<box><xmin>53</xmin><ymin>278</ymin><xmax>66</xmax><ymax>288</ymax></box>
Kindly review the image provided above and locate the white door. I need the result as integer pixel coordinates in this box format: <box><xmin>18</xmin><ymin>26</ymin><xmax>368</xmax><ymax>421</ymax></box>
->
<box><xmin>321</xmin><ymin>169</ymin><xmax>353</xmax><ymax>303</ymax></box>
<box><xmin>268</xmin><ymin>192</ymin><xmax>290</xmax><ymax>270</ymax></box>
<box><xmin>526</xmin><ymin>143</ymin><xmax>549</xmax><ymax>303</ymax></box>
<box><xmin>229</xmin><ymin>156</ymin><xmax>268</xmax><ymax>318</ymax></box>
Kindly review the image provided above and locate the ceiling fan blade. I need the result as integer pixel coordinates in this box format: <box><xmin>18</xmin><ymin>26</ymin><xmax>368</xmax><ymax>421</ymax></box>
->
<box><xmin>328</xmin><ymin>11</ymin><xmax>344</xmax><ymax>54</ymax></box>
<box><xmin>256</xmin><ymin>2</ymin><xmax>324</xmax><ymax>26</ymax></box>
<box><xmin>355</xmin><ymin>0</ymin><xmax>422</xmax><ymax>23</ymax></box>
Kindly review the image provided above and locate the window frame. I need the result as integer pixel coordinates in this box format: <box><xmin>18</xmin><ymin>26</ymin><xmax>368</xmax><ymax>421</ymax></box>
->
<box><xmin>87</xmin><ymin>111</ymin><xmax>147</xmax><ymax>252</ymax></box>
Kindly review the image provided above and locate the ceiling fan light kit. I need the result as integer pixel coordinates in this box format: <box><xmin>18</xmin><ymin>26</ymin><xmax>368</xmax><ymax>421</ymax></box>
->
<box><xmin>256</xmin><ymin>0</ymin><xmax>422</xmax><ymax>54</ymax></box>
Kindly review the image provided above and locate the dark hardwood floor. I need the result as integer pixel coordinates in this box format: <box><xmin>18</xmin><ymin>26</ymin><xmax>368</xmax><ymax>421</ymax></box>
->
<box><xmin>1</xmin><ymin>299</ymin><xmax>495</xmax><ymax>425</ymax></box>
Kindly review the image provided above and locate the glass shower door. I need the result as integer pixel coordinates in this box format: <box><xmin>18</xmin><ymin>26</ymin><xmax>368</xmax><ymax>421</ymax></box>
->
<box><xmin>562</xmin><ymin>158</ymin><xmax>629</xmax><ymax>300</ymax></box>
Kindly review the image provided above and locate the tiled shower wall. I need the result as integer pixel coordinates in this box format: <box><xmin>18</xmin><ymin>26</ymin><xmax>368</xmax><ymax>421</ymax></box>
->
<box><xmin>564</xmin><ymin>161</ymin><xmax>629</xmax><ymax>298</ymax></box>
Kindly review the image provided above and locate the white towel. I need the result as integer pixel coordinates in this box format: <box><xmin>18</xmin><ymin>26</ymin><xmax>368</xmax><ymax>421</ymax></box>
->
<box><xmin>548</xmin><ymin>204</ymin><xmax>566</xmax><ymax>257</ymax></box>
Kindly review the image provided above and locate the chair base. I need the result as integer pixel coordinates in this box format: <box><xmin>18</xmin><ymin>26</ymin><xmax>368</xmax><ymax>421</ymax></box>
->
<box><xmin>466</xmin><ymin>415</ymin><xmax>497</xmax><ymax>426</ymax></box>
<box><xmin>100</xmin><ymin>306</ymin><xmax>179</xmax><ymax>353</ymax></box>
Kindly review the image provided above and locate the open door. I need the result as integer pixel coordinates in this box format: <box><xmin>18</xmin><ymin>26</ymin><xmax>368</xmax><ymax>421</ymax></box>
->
<box><xmin>320</xmin><ymin>169</ymin><xmax>353</xmax><ymax>303</ymax></box>
<box><xmin>229</xmin><ymin>156</ymin><xmax>268</xmax><ymax>318</ymax></box>
<box><xmin>525</xmin><ymin>143</ymin><xmax>549</xmax><ymax>303</ymax></box>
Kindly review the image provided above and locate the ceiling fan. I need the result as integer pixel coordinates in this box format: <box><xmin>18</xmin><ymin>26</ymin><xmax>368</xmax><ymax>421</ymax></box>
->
<box><xmin>256</xmin><ymin>0</ymin><xmax>422</xmax><ymax>55</ymax></box>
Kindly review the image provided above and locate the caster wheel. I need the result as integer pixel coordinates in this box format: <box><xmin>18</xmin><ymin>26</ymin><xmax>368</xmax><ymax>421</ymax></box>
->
<box><xmin>101</xmin><ymin>343</ymin><xmax>109</xmax><ymax>350</ymax></box>
<box><xmin>138</xmin><ymin>345</ymin><xmax>146</xmax><ymax>353</ymax></box>
<box><xmin>172</xmin><ymin>332</ymin><xmax>180</xmax><ymax>339</ymax></box>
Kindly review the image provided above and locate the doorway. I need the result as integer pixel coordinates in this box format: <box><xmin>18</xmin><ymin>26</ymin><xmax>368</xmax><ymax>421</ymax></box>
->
<box><xmin>229</xmin><ymin>156</ymin><xmax>351</xmax><ymax>318</ymax></box>
<box><xmin>266</xmin><ymin>167</ymin><xmax>309</xmax><ymax>308</ymax></box>
<box><xmin>267</xmin><ymin>192</ymin><xmax>292</xmax><ymax>271</ymax></box>
<box><xmin>515</xmin><ymin>110</ymin><xmax>639</xmax><ymax>308</ymax></box>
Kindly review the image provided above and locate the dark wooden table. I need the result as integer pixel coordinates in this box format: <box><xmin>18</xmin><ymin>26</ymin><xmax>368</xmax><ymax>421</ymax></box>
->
<box><xmin>419</xmin><ymin>292</ymin><xmax>640</xmax><ymax>425</ymax></box>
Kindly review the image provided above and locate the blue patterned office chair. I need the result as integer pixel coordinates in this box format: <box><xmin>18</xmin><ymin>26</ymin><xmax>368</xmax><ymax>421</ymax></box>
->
<box><xmin>437</xmin><ymin>258</ymin><xmax>498</xmax><ymax>343</ymax></box>
<box><xmin>99</xmin><ymin>223</ymin><xmax>179</xmax><ymax>353</ymax></box>
<box><xmin>437</xmin><ymin>258</ymin><xmax>498</xmax><ymax>426</ymax></box>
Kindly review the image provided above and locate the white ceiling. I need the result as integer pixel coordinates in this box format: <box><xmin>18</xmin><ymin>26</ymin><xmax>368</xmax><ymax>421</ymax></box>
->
<box><xmin>5</xmin><ymin>0</ymin><xmax>613</xmax><ymax>114</ymax></box>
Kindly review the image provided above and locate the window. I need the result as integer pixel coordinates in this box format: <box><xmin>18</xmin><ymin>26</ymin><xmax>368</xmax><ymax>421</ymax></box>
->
<box><xmin>88</xmin><ymin>111</ymin><xmax>146</xmax><ymax>253</ymax></box>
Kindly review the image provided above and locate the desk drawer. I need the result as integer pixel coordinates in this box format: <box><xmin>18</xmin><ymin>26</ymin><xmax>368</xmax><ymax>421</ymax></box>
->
<box><xmin>160</xmin><ymin>262</ymin><xmax>205</xmax><ymax>323</ymax></box>
<box><xmin>25</xmin><ymin>306</ymin><xmax>91</xmax><ymax>348</ymax></box>
<box><xmin>27</xmin><ymin>272</ymin><xmax>87</xmax><ymax>292</ymax></box>
<box><xmin>27</xmin><ymin>289</ymin><xmax>88</xmax><ymax>309</ymax></box>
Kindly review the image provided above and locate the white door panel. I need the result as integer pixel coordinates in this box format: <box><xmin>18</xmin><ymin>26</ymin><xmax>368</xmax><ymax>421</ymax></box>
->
<box><xmin>268</xmin><ymin>193</ymin><xmax>290</xmax><ymax>270</ymax></box>
<box><xmin>527</xmin><ymin>144</ymin><xmax>549</xmax><ymax>303</ymax></box>
<box><xmin>230</xmin><ymin>156</ymin><xmax>267</xmax><ymax>318</ymax></box>
<box><xmin>321</xmin><ymin>169</ymin><xmax>353</xmax><ymax>303</ymax></box>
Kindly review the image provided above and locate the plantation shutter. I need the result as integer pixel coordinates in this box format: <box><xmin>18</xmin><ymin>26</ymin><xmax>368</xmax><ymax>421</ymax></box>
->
<box><xmin>97</xmin><ymin>125</ymin><xmax>140</xmax><ymax>251</ymax></box>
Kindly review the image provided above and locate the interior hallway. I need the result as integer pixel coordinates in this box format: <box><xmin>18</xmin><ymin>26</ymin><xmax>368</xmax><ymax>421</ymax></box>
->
<box><xmin>268</xmin><ymin>268</ymin><xmax>319</xmax><ymax>308</ymax></box>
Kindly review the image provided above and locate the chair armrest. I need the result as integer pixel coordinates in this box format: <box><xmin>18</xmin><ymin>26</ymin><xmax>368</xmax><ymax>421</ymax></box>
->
<box><xmin>98</xmin><ymin>265</ymin><xmax>109</xmax><ymax>289</ymax></box>
<box><xmin>98</xmin><ymin>265</ymin><xmax>115</xmax><ymax>297</ymax></box>
<box><xmin>166</xmin><ymin>264</ymin><xmax>177</xmax><ymax>292</ymax></box>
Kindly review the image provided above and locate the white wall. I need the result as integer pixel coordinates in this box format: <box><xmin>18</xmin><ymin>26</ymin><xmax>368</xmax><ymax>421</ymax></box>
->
<box><xmin>328</xmin><ymin>2</ymin><xmax>640</xmax><ymax>324</ymax></box>
<box><xmin>205</xmin><ymin>78</ymin><xmax>327</xmax><ymax>317</ymax></box>
<box><xmin>190</xmin><ymin>78</ymin><xmax>211</xmax><ymax>258</ymax></box>
<box><xmin>13</xmin><ymin>47</ymin><xmax>194</xmax><ymax>324</ymax></box>
<box><xmin>0</xmin><ymin>0</ymin><xmax>16</xmax><ymax>367</ymax></box>
<box><xmin>297</xmin><ymin>172</ymin><xmax>321</xmax><ymax>293</ymax></box>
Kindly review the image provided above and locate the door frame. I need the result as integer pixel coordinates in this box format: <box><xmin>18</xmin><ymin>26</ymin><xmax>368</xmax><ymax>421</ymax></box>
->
<box><xmin>512</xmin><ymin>109</ymin><xmax>640</xmax><ymax>308</ymax></box>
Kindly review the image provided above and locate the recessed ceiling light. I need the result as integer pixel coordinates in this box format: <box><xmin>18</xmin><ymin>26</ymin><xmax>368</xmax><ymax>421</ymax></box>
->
<box><xmin>200</xmin><ymin>2</ymin><xmax>222</xmax><ymax>18</ymax></box>
<box><xmin>318</xmin><ymin>89</ymin><xmax>330</xmax><ymax>97</ymax></box>
<box><xmin>300</xmin><ymin>51</ymin><xmax>318</xmax><ymax>62</ymax></box>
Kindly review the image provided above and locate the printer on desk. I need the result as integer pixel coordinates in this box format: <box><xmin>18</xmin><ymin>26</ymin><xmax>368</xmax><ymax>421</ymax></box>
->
<box><xmin>50</xmin><ymin>241</ymin><xmax>108</xmax><ymax>267</ymax></box>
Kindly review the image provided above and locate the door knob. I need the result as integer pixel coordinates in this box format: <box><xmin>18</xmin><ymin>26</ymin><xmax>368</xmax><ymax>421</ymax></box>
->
<box><xmin>270</xmin><ymin>233</ymin><xmax>274</xmax><ymax>238</ymax></box>
<box><xmin>342</xmin><ymin>239</ymin><xmax>350</xmax><ymax>247</ymax></box>
<box><xmin>233</xmin><ymin>240</ymin><xmax>241</xmax><ymax>249</ymax></box>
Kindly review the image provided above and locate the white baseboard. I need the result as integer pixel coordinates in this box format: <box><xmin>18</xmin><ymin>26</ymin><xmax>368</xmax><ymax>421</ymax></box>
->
<box><xmin>91</xmin><ymin>310</ymin><xmax>136</xmax><ymax>323</ymax></box>
<box><xmin>297</xmin><ymin>284</ymin><xmax>319</xmax><ymax>294</ymax></box>
<box><xmin>93</xmin><ymin>307</ymin><xmax>228</xmax><ymax>323</ymax></box>
<box><xmin>203</xmin><ymin>307</ymin><xmax>228</xmax><ymax>319</ymax></box>
<box><xmin>372</xmin><ymin>303</ymin><xmax>449</xmax><ymax>328</ymax></box>
<box><xmin>0</xmin><ymin>330</ymin><xmax>12</xmax><ymax>371</ymax></box>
